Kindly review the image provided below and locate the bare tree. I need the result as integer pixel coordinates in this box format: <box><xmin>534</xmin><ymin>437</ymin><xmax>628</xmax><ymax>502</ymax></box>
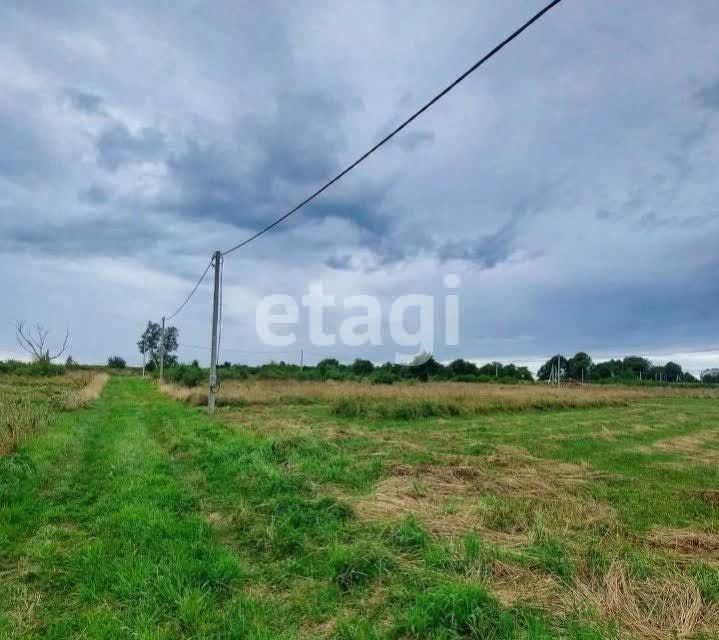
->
<box><xmin>16</xmin><ymin>321</ymin><xmax>70</xmax><ymax>363</ymax></box>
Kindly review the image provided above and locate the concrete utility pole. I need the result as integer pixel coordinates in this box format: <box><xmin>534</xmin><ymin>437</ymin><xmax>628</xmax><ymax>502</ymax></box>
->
<box><xmin>208</xmin><ymin>250</ymin><xmax>222</xmax><ymax>415</ymax></box>
<box><xmin>300</xmin><ymin>348</ymin><xmax>304</xmax><ymax>371</ymax></box>
<box><xmin>556</xmin><ymin>354</ymin><xmax>560</xmax><ymax>387</ymax></box>
<box><xmin>159</xmin><ymin>316</ymin><xmax>165</xmax><ymax>382</ymax></box>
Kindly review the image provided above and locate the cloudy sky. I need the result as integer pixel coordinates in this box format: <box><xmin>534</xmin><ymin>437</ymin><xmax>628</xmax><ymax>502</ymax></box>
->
<box><xmin>1</xmin><ymin>1</ymin><xmax>718</xmax><ymax>373</ymax></box>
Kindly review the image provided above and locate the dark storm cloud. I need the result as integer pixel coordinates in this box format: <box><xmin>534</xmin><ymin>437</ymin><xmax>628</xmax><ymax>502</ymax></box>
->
<box><xmin>695</xmin><ymin>79</ymin><xmax>719</xmax><ymax>110</ymax></box>
<box><xmin>79</xmin><ymin>184</ymin><xmax>110</xmax><ymax>205</ymax></box>
<box><xmin>324</xmin><ymin>254</ymin><xmax>354</xmax><ymax>270</ymax></box>
<box><xmin>161</xmin><ymin>90</ymin><xmax>394</xmax><ymax>237</ymax></box>
<box><xmin>96</xmin><ymin>123</ymin><xmax>165</xmax><ymax>171</ymax></box>
<box><xmin>397</xmin><ymin>129</ymin><xmax>436</xmax><ymax>152</ymax></box>
<box><xmin>1</xmin><ymin>217</ymin><xmax>162</xmax><ymax>257</ymax></box>
<box><xmin>1</xmin><ymin>0</ymin><xmax>719</xmax><ymax>368</ymax></box>
<box><xmin>64</xmin><ymin>87</ymin><xmax>104</xmax><ymax>114</ymax></box>
<box><xmin>439</xmin><ymin>209</ymin><xmax>525</xmax><ymax>268</ymax></box>
<box><xmin>0</xmin><ymin>110</ymin><xmax>58</xmax><ymax>183</ymax></box>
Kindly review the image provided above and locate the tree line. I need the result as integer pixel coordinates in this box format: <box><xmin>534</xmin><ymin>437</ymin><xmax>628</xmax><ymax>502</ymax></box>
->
<box><xmin>136</xmin><ymin>322</ymin><xmax>712</xmax><ymax>387</ymax></box>
<box><xmin>537</xmin><ymin>352</ymin><xmax>698</xmax><ymax>383</ymax></box>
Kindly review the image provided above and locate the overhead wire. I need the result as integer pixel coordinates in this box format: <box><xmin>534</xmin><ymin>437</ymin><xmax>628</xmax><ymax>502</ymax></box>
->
<box><xmin>165</xmin><ymin>256</ymin><xmax>214</xmax><ymax>321</ymax></box>
<box><xmin>221</xmin><ymin>0</ymin><xmax>563</xmax><ymax>257</ymax></box>
<box><xmin>159</xmin><ymin>0</ymin><xmax>565</xmax><ymax>373</ymax></box>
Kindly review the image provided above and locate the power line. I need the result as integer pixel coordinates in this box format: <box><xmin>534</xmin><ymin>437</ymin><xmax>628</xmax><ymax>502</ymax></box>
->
<box><xmin>165</xmin><ymin>256</ymin><xmax>214</xmax><ymax>321</ymax></box>
<box><xmin>222</xmin><ymin>0</ymin><xmax>563</xmax><ymax>257</ymax></box>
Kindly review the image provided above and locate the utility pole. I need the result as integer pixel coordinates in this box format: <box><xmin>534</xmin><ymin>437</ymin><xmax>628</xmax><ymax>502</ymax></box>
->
<box><xmin>208</xmin><ymin>250</ymin><xmax>222</xmax><ymax>415</ymax></box>
<box><xmin>556</xmin><ymin>354</ymin><xmax>560</xmax><ymax>387</ymax></box>
<box><xmin>495</xmin><ymin>362</ymin><xmax>498</xmax><ymax>378</ymax></box>
<box><xmin>300</xmin><ymin>348</ymin><xmax>304</xmax><ymax>371</ymax></box>
<box><xmin>159</xmin><ymin>316</ymin><xmax>165</xmax><ymax>382</ymax></box>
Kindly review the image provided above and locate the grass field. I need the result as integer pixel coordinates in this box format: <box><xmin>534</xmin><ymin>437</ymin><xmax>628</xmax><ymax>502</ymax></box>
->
<box><xmin>1</xmin><ymin>376</ymin><xmax>718</xmax><ymax>639</ymax></box>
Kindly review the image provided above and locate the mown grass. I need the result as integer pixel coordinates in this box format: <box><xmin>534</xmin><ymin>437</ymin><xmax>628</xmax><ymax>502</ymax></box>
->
<box><xmin>2</xmin><ymin>377</ymin><xmax>718</xmax><ymax>638</ymax></box>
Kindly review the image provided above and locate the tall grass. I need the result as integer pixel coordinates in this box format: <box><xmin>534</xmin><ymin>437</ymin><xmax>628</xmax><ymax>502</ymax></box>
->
<box><xmin>0</xmin><ymin>372</ymin><xmax>110</xmax><ymax>454</ymax></box>
<box><xmin>0</xmin><ymin>398</ymin><xmax>52</xmax><ymax>454</ymax></box>
<box><xmin>159</xmin><ymin>378</ymin><xmax>719</xmax><ymax>416</ymax></box>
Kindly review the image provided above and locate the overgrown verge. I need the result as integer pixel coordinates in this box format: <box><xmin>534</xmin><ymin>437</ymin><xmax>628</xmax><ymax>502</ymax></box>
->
<box><xmin>0</xmin><ymin>372</ymin><xmax>110</xmax><ymax>454</ymax></box>
<box><xmin>158</xmin><ymin>377</ymin><xmax>690</xmax><ymax>416</ymax></box>
<box><xmin>62</xmin><ymin>373</ymin><xmax>110</xmax><ymax>409</ymax></box>
<box><xmin>0</xmin><ymin>399</ymin><xmax>52</xmax><ymax>455</ymax></box>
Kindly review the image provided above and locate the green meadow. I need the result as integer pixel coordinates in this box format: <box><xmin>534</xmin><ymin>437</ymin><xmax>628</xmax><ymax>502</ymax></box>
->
<box><xmin>1</xmin><ymin>376</ymin><xmax>718</xmax><ymax>639</ymax></box>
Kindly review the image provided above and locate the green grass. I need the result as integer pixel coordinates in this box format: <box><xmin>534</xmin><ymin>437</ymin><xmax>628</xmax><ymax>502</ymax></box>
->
<box><xmin>1</xmin><ymin>376</ymin><xmax>718</xmax><ymax>638</ymax></box>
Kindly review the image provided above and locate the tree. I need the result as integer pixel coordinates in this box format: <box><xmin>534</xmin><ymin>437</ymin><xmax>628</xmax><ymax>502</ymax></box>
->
<box><xmin>500</xmin><ymin>363</ymin><xmax>517</xmax><ymax>378</ymax></box>
<box><xmin>449</xmin><ymin>359</ymin><xmax>479</xmax><ymax>376</ymax></box>
<box><xmin>537</xmin><ymin>355</ymin><xmax>569</xmax><ymax>381</ymax></box>
<box><xmin>108</xmin><ymin>356</ymin><xmax>126</xmax><ymax>369</ymax></box>
<box><xmin>537</xmin><ymin>354</ymin><xmax>569</xmax><ymax>380</ymax></box>
<box><xmin>592</xmin><ymin>359</ymin><xmax>623</xmax><ymax>380</ymax></box>
<box><xmin>515</xmin><ymin>366</ymin><xmax>534</xmax><ymax>382</ymax></box>
<box><xmin>16</xmin><ymin>321</ymin><xmax>70</xmax><ymax>362</ymax></box>
<box><xmin>477</xmin><ymin>362</ymin><xmax>501</xmax><ymax>376</ymax></box>
<box><xmin>622</xmin><ymin>356</ymin><xmax>652</xmax><ymax>379</ymax></box>
<box><xmin>352</xmin><ymin>358</ymin><xmax>374</xmax><ymax>376</ymax></box>
<box><xmin>317</xmin><ymin>358</ymin><xmax>340</xmax><ymax>372</ymax></box>
<box><xmin>138</xmin><ymin>321</ymin><xmax>178</xmax><ymax>368</ymax></box>
<box><xmin>663</xmin><ymin>361</ymin><xmax>683</xmax><ymax>382</ymax></box>
<box><xmin>407</xmin><ymin>353</ymin><xmax>445</xmax><ymax>380</ymax></box>
<box><xmin>567</xmin><ymin>352</ymin><xmax>593</xmax><ymax>381</ymax></box>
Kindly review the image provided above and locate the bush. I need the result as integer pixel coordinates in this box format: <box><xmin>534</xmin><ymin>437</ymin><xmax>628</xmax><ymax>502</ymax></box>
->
<box><xmin>166</xmin><ymin>364</ymin><xmax>205</xmax><ymax>387</ymax></box>
<box><xmin>107</xmin><ymin>356</ymin><xmax>126</xmax><ymax>369</ymax></box>
<box><xmin>370</xmin><ymin>370</ymin><xmax>398</xmax><ymax>385</ymax></box>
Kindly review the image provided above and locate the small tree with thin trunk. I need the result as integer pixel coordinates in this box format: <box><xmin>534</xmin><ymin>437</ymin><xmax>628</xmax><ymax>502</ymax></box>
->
<box><xmin>16</xmin><ymin>322</ymin><xmax>70</xmax><ymax>363</ymax></box>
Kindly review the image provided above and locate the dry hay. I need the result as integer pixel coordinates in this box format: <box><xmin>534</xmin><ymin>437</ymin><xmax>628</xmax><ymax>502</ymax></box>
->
<box><xmin>353</xmin><ymin>448</ymin><xmax>612</xmax><ymax>540</ymax></box>
<box><xmin>158</xmin><ymin>381</ymin><xmax>204</xmax><ymax>405</ymax></box>
<box><xmin>63</xmin><ymin>373</ymin><xmax>110</xmax><ymax>409</ymax></box>
<box><xmin>0</xmin><ymin>559</ymin><xmax>43</xmax><ymax>635</ymax></box>
<box><xmin>695</xmin><ymin>490</ymin><xmax>719</xmax><ymax>507</ymax></box>
<box><xmin>164</xmin><ymin>377</ymin><xmax>719</xmax><ymax>410</ymax></box>
<box><xmin>487</xmin><ymin>559</ymin><xmax>567</xmax><ymax>612</ymax></box>
<box><xmin>653</xmin><ymin>431</ymin><xmax>719</xmax><ymax>465</ymax></box>
<box><xmin>632</xmin><ymin>424</ymin><xmax>655</xmax><ymax>433</ymax></box>
<box><xmin>577</xmin><ymin>561</ymin><xmax>719</xmax><ymax>639</ymax></box>
<box><xmin>645</xmin><ymin>527</ymin><xmax>719</xmax><ymax>563</ymax></box>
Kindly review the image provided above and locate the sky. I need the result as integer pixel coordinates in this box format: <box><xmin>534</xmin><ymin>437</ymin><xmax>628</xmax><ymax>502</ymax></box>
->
<box><xmin>1</xmin><ymin>1</ymin><xmax>718</xmax><ymax>374</ymax></box>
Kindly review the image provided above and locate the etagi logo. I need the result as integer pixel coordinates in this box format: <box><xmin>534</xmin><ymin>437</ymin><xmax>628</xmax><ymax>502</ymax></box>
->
<box><xmin>255</xmin><ymin>274</ymin><xmax>460</xmax><ymax>362</ymax></box>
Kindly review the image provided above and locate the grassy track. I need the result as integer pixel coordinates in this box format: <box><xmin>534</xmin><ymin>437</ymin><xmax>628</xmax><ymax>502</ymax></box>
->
<box><xmin>1</xmin><ymin>377</ymin><xmax>718</xmax><ymax>638</ymax></box>
<box><xmin>0</xmin><ymin>378</ymin><xmax>262</xmax><ymax>638</ymax></box>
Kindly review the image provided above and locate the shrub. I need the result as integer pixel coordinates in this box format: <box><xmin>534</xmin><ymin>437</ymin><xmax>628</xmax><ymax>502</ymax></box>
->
<box><xmin>107</xmin><ymin>356</ymin><xmax>126</xmax><ymax>369</ymax></box>
<box><xmin>166</xmin><ymin>364</ymin><xmax>205</xmax><ymax>388</ymax></box>
<box><xmin>370</xmin><ymin>370</ymin><xmax>398</xmax><ymax>385</ymax></box>
<box><xmin>351</xmin><ymin>358</ymin><xmax>374</xmax><ymax>376</ymax></box>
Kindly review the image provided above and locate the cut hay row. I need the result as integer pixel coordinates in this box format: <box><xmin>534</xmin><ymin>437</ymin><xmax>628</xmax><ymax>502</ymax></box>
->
<box><xmin>63</xmin><ymin>373</ymin><xmax>110</xmax><ymax>410</ymax></box>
